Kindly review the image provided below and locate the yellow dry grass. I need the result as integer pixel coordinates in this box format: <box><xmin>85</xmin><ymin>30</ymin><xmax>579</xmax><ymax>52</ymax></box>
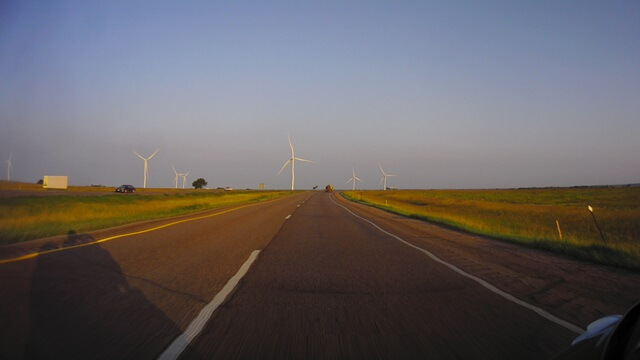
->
<box><xmin>0</xmin><ymin>187</ymin><xmax>293</xmax><ymax>244</ymax></box>
<box><xmin>342</xmin><ymin>188</ymin><xmax>640</xmax><ymax>269</ymax></box>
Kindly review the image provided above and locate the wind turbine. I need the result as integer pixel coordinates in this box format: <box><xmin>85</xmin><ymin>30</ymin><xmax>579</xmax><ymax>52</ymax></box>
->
<box><xmin>171</xmin><ymin>165</ymin><xmax>179</xmax><ymax>188</ymax></box>
<box><xmin>379</xmin><ymin>164</ymin><xmax>396</xmax><ymax>190</ymax></box>
<box><xmin>346</xmin><ymin>167</ymin><xmax>363</xmax><ymax>190</ymax></box>
<box><xmin>181</xmin><ymin>171</ymin><xmax>190</xmax><ymax>189</ymax></box>
<box><xmin>6</xmin><ymin>150</ymin><xmax>12</xmax><ymax>181</ymax></box>
<box><xmin>277</xmin><ymin>134</ymin><xmax>315</xmax><ymax>191</ymax></box>
<box><xmin>133</xmin><ymin>148</ymin><xmax>159</xmax><ymax>188</ymax></box>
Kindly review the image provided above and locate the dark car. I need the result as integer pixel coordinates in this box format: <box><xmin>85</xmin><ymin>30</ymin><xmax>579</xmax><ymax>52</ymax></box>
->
<box><xmin>115</xmin><ymin>185</ymin><xmax>135</xmax><ymax>193</ymax></box>
<box><xmin>553</xmin><ymin>301</ymin><xmax>640</xmax><ymax>360</ymax></box>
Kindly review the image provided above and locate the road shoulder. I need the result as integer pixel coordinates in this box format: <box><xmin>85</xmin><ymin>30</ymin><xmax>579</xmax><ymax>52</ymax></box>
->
<box><xmin>335</xmin><ymin>192</ymin><xmax>640</xmax><ymax>327</ymax></box>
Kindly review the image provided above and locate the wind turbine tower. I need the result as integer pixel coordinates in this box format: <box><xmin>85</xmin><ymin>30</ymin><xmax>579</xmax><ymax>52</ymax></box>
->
<box><xmin>7</xmin><ymin>150</ymin><xmax>13</xmax><ymax>181</ymax></box>
<box><xmin>277</xmin><ymin>134</ymin><xmax>315</xmax><ymax>191</ymax></box>
<box><xmin>181</xmin><ymin>171</ymin><xmax>190</xmax><ymax>189</ymax></box>
<box><xmin>6</xmin><ymin>150</ymin><xmax>12</xmax><ymax>182</ymax></box>
<box><xmin>346</xmin><ymin>167</ymin><xmax>363</xmax><ymax>190</ymax></box>
<box><xmin>133</xmin><ymin>148</ymin><xmax>159</xmax><ymax>188</ymax></box>
<box><xmin>171</xmin><ymin>165</ymin><xmax>179</xmax><ymax>188</ymax></box>
<box><xmin>172</xmin><ymin>165</ymin><xmax>190</xmax><ymax>189</ymax></box>
<box><xmin>379</xmin><ymin>164</ymin><xmax>397</xmax><ymax>190</ymax></box>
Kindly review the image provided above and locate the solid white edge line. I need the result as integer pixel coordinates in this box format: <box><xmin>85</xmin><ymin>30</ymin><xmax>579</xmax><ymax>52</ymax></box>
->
<box><xmin>329</xmin><ymin>194</ymin><xmax>585</xmax><ymax>335</ymax></box>
<box><xmin>158</xmin><ymin>250</ymin><xmax>261</xmax><ymax>360</ymax></box>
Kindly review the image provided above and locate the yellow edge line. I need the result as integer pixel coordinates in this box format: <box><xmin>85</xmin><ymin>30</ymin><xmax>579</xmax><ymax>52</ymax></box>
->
<box><xmin>0</xmin><ymin>196</ymin><xmax>290</xmax><ymax>265</ymax></box>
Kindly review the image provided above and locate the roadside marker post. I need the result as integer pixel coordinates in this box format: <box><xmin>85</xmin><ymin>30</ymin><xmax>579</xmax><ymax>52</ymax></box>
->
<box><xmin>588</xmin><ymin>206</ymin><xmax>607</xmax><ymax>245</ymax></box>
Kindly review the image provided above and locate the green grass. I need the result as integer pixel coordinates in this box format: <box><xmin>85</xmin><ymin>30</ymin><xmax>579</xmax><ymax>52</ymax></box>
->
<box><xmin>0</xmin><ymin>191</ymin><xmax>293</xmax><ymax>245</ymax></box>
<box><xmin>342</xmin><ymin>188</ymin><xmax>640</xmax><ymax>270</ymax></box>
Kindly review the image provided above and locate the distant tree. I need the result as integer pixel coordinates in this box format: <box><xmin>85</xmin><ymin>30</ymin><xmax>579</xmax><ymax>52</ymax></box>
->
<box><xmin>192</xmin><ymin>178</ymin><xmax>207</xmax><ymax>189</ymax></box>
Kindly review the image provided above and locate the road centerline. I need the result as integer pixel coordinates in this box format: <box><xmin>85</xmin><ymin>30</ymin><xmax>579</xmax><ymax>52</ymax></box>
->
<box><xmin>0</xmin><ymin>196</ymin><xmax>292</xmax><ymax>265</ymax></box>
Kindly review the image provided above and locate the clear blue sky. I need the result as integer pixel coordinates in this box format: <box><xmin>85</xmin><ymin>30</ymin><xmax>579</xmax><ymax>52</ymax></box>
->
<box><xmin>1</xmin><ymin>1</ymin><xmax>639</xmax><ymax>189</ymax></box>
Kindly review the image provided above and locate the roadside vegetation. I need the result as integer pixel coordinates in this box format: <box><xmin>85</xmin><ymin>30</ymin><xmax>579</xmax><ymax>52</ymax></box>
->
<box><xmin>0</xmin><ymin>190</ymin><xmax>292</xmax><ymax>245</ymax></box>
<box><xmin>342</xmin><ymin>187</ymin><xmax>640</xmax><ymax>270</ymax></box>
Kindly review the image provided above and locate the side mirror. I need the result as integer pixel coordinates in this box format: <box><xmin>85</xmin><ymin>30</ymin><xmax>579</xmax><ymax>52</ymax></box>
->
<box><xmin>572</xmin><ymin>315</ymin><xmax>622</xmax><ymax>346</ymax></box>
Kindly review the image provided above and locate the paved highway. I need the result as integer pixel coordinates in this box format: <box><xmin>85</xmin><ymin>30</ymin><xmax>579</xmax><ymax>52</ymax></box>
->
<box><xmin>1</xmin><ymin>191</ymin><xmax>639</xmax><ymax>359</ymax></box>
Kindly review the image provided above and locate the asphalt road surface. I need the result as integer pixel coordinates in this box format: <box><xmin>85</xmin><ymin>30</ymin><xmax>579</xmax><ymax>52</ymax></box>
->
<box><xmin>1</xmin><ymin>192</ymin><xmax>639</xmax><ymax>359</ymax></box>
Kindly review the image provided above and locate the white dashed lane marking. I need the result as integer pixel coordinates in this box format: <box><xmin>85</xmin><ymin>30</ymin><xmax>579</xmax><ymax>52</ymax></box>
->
<box><xmin>158</xmin><ymin>250</ymin><xmax>261</xmax><ymax>360</ymax></box>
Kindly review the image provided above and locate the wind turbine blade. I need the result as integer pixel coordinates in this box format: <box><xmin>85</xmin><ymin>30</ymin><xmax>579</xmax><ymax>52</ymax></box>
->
<box><xmin>346</xmin><ymin>178</ymin><xmax>354</xmax><ymax>184</ymax></box>
<box><xmin>288</xmin><ymin>134</ymin><xmax>294</xmax><ymax>156</ymax></box>
<box><xmin>133</xmin><ymin>150</ymin><xmax>145</xmax><ymax>160</ymax></box>
<box><xmin>277</xmin><ymin>159</ymin><xmax>291</xmax><ymax>175</ymax></box>
<box><xmin>185</xmin><ymin>171</ymin><xmax>190</xmax><ymax>176</ymax></box>
<box><xmin>387</xmin><ymin>174</ymin><xmax>397</xmax><ymax>177</ymax></box>
<box><xmin>379</xmin><ymin>164</ymin><xmax>386</xmax><ymax>176</ymax></box>
<box><xmin>293</xmin><ymin>157</ymin><xmax>315</xmax><ymax>163</ymax></box>
<box><xmin>147</xmin><ymin>148</ymin><xmax>160</xmax><ymax>160</ymax></box>
<box><xmin>172</xmin><ymin>164</ymin><xmax>178</xmax><ymax>175</ymax></box>
<box><xmin>355</xmin><ymin>176</ymin><xmax>363</xmax><ymax>182</ymax></box>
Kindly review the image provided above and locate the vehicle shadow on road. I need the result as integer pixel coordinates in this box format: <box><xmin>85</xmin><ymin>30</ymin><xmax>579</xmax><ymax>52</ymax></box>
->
<box><xmin>25</xmin><ymin>230</ymin><xmax>183</xmax><ymax>359</ymax></box>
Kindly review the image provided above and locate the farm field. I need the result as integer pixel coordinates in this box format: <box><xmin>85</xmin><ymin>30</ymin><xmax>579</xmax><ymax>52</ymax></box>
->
<box><xmin>0</xmin><ymin>181</ymin><xmax>234</xmax><ymax>196</ymax></box>
<box><xmin>342</xmin><ymin>187</ymin><xmax>640</xmax><ymax>270</ymax></box>
<box><xmin>0</xmin><ymin>185</ymin><xmax>293</xmax><ymax>245</ymax></box>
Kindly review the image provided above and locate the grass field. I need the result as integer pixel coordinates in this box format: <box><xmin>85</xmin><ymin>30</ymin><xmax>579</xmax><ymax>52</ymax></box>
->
<box><xmin>0</xmin><ymin>181</ymin><xmax>223</xmax><ymax>194</ymax></box>
<box><xmin>0</xmin><ymin>186</ymin><xmax>293</xmax><ymax>245</ymax></box>
<box><xmin>342</xmin><ymin>187</ymin><xmax>640</xmax><ymax>270</ymax></box>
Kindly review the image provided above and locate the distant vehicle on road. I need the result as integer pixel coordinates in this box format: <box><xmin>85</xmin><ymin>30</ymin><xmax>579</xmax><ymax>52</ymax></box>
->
<box><xmin>115</xmin><ymin>185</ymin><xmax>135</xmax><ymax>193</ymax></box>
<box><xmin>225</xmin><ymin>187</ymin><xmax>234</xmax><ymax>191</ymax></box>
<box><xmin>43</xmin><ymin>175</ymin><xmax>68</xmax><ymax>190</ymax></box>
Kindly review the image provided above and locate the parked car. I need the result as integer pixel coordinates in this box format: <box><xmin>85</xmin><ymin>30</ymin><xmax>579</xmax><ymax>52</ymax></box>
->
<box><xmin>115</xmin><ymin>185</ymin><xmax>135</xmax><ymax>193</ymax></box>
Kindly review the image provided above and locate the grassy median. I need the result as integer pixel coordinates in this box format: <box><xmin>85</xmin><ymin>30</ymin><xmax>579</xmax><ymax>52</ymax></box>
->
<box><xmin>0</xmin><ymin>190</ymin><xmax>292</xmax><ymax>245</ymax></box>
<box><xmin>342</xmin><ymin>187</ymin><xmax>640</xmax><ymax>270</ymax></box>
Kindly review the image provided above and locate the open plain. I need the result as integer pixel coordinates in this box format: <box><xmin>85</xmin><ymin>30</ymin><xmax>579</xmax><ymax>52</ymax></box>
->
<box><xmin>1</xmin><ymin>191</ymin><xmax>639</xmax><ymax>359</ymax></box>
<box><xmin>344</xmin><ymin>187</ymin><xmax>640</xmax><ymax>270</ymax></box>
<box><xmin>3</xmin><ymin>2</ymin><xmax>639</xmax><ymax>359</ymax></box>
<box><xmin>0</xmin><ymin>183</ymin><xmax>292</xmax><ymax>245</ymax></box>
